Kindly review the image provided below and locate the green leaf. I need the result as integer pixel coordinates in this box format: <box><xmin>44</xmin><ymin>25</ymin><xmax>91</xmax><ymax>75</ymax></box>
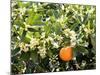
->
<box><xmin>73</xmin><ymin>46</ymin><xmax>88</xmax><ymax>56</ymax></box>
<box><xmin>53</xmin><ymin>10</ymin><xmax>59</xmax><ymax>19</ymax></box>
<box><xmin>44</xmin><ymin>24</ymin><xmax>51</xmax><ymax>36</ymax></box>
<box><xmin>21</xmin><ymin>30</ymin><xmax>27</xmax><ymax>42</ymax></box>
<box><xmin>12</xmin><ymin>47</ymin><xmax>20</xmax><ymax>56</ymax></box>
<box><xmin>35</xmin><ymin>65</ymin><xmax>45</xmax><ymax>72</ymax></box>
<box><xmin>23</xmin><ymin>36</ymin><xmax>31</xmax><ymax>43</ymax></box>
<box><xmin>30</xmin><ymin>50</ymin><xmax>38</xmax><ymax>63</ymax></box>
<box><xmin>90</xmin><ymin>34</ymin><xmax>96</xmax><ymax>49</ymax></box>
<box><xmin>47</xmin><ymin>49</ymin><xmax>53</xmax><ymax>58</ymax></box>
<box><xmin>27</xmin><ymin>13</ymin><xmax>43</xmax><ymax>25</ymax></box>
<box><xmin>83</xmin><ymin>13</ymin><xmax>89</xmax><ymax>24</ymax></box>
<box><xmin>20</xmin><ymin>51</ymin><xmax>30</xmax><ymax>61</ymax></box>
<box><xmin>27</xmin><ymin>28</ymin><xmax>38</xmax><ymax>32</ymax></box>
<box><xmin>14</xmin><ymin>20</ymin><xmax>25</xmax><ymax>28</ymax></box>
<box><xmin>34</xmin><ymin>32</ymin><xmax>40</xmax><ymax>38</ymax></box>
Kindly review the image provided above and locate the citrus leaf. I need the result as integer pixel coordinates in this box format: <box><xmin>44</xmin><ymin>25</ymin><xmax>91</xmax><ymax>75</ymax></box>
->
<box><xmin>12</xmin><ymin>47</ymin><xmax>20</xmax><ymax>56</ymax></box>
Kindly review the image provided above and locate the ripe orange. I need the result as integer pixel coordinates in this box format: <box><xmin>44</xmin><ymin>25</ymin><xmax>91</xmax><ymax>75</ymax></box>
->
<box><xmin>59</xmin><ymin>46</ymin><xmax>73</xmax><ymax>61</ymax></box>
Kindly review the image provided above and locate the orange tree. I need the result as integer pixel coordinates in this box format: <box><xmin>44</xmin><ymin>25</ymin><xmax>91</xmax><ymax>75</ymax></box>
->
<box><xmin>11</xmin><ymin>1</ymin><xmax>96</xmax><ymax>74</ymax></box>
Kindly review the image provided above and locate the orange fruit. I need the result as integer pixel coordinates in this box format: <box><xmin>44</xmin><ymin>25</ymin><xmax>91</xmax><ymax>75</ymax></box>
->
<box><xmin>59</xmin><ymin>46</ymin><xmax>73</xmax><ymax>61</ymax></box>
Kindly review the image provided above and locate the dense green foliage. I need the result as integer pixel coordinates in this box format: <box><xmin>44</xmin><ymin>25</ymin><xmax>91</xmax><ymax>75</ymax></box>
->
<box><xmin>11</xmin><ymin>1</ymin><xmax>96</xmax><ymax>74</ymax></box>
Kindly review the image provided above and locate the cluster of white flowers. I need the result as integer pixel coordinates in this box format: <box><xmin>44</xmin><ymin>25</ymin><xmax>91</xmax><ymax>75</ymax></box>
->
<box><xmin>19</xmin><ymin>7</ymin><xmax>26</xmax><ymax>15</ymax></box>
<box><xmin>11</xmin><ymin>1</ymin><xmax>17</xmax><ymax>7</ymax></box>
<box><xmin>53</xmin><ymin>34</ymin><xmax>63</xmax><ymax>48</ymax></box>
<box><xmin>32</xmin><ymin>3</ymin><xmax>37</xmax><ymax>12</ymax></box>
<box><xmin>49</xmin><ymin>55</ymin><xmax>59</xmax><ymax>72</ymax></box>
<box><xmin>37</xmin><ymin>46</ymin><xmax>47</xmax><ymax>59</ymax></box>
<box><xmin>52</xmin><ymin>41</ymin><xmax>59</xmax><ymax>48</ymax></box>
<box><xmin>46</xmin><ymin>36</ymin><xmax>54</xmax><ymax>42</ymax></box>
<box><xmin>70</xmin><ymin>31</ymin><xmax>77</xmax><ymax>47</ymax></box>
<box><xmin>46</xmin><ymin>33</ymin><xmax>63</xmax><ymax>48</ymax></box>
<box><xmin>55</xmin><ymin>35</ymin><xmax>63</xmax><ymax>41</ymax></box>
<box><xmin>86</xmin><ymin>6</ymin><xmax>95</xmax><ymax>14</ymax></box>
<box><xmin>30</xmin><ymin>38</ymin><xmax>39</xmax><ymax>49</ymax></box>
<box><xmin>84</xmin><ymin>27</ymin><xmax>91</xmax><ymax>34</ymax></box>
<box><xmin>19</xmin><ymin>42</ymin><xmax>29</xmax><ymax>52</ymax></box>
<box><xmin>77</xmin><ymin>39</ymin><xmax>89</xmax><ymax>47</ymax></box>
<box><xmin>63</xmin><ymin>29</ymin><xmax>77</xmax><ymax>47</ymax></box>
<box><xmin>56</xmin><ymin>15</ymin><xmax>67</xmax><ymax>28</ymax></box>
<box><xmin>80</xmin><ymin>24</ymin><xmax>93</xmax><ymax>38</ymax></box>
<box><xmin>57</xmin><ymin>15</ymin><xmax>64</xmax><ymax>23</ymax></box>
<box><xmin>41</xmin><ymin>32</ymin><xmax>46</xmax><ymax>38</ymax></box>
<box><xmin>61</xmin><ymin>5</ymin><xmax>64</xmax><ymax>10</ymax></box>
<box><xmin>77</xmin><ymin>24</ymin><xmax>92</xmax><ymax>47</ymax></box>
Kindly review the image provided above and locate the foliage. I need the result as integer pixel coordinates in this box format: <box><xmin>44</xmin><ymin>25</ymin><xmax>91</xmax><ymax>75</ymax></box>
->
<box><xmin>11</xmin><ymin>1</ymin><xmax>96</xmax><ymax>74</ymax></box>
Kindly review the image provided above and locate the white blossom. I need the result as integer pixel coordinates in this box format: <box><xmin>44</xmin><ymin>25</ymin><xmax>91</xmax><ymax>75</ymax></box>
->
<box><xmin>19</xmin><ymin>42</ymin><xmax>29</xmax><ymax>52</ymax></box>
<box><xmin>46</xmin><ymin>36</ymin><xmax>54</xmax><ymax>42</ymax></box>
<box><xmin>61</xmin><ymin>5</ymin><xmax>64</xmax><ymax>10</ymax></box>
<box><xmin>84</xmin><ymin>28</ymin><xmax>91</xmax><ymax>34</ymax></box>
<box><xmin>63</xmin><ymin>29</ymin><xmax>77</xmax><ymax>47</ymax></box>
<box><xmin>52</xmin><ymin>41</ymin><xmax>59</xmax><ymax>48</ymax></box>
<box><xmin>41</xmin><ymin>32</ymin><xmax>46</xmax><ymax>38</ymax></box>
<box><xmin>19</xmin><ymin>7</ymin><xmax>26</xmax><ymax>15</ymax></box>
<box><xmin>38</xmin><ymin>46</ymin><xmax>47</xmax><ymax>59</ymax></box>
<box><xmin>32</xmin><ymin>4</ymin><xmax>37</xmax><ymax>12</ymax></box>
<box><xmin>30</xmin><ymin>38</ymin><xmax>39</xmax><ymax>48</ymax></box>
<box><xmin>56</xmin><ymin>68</ymin><xmax>60</xmax><ymax>72</ymax></box>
